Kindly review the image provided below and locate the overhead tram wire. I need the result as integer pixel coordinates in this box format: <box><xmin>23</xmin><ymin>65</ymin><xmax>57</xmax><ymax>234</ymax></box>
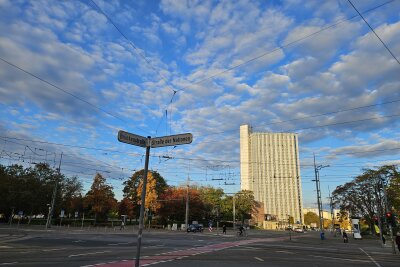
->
<box><xmin>347</xmin><ymin>0</ymin><xmax>400</xmax><ymax>66</ymax></box>
<box><xmin>88</xmin><ymin>0</ymin><xmax>177</xmax><ymax>137</ymax></box>
<box><xmin>157</xmin><ymin>0</ymin><xmax>397</xmax><ymax>140</ymax></box>
<box><xmin>2</xmin><ymin>135</ymin><xmax>400</xmax><ymax>167</ymax></box>
<box><xmin>186</xmin><ymin>98</ymin><xmax>400</xmax><ymax>140</ymax></box>
<box><xmin>190</xmin><ymin>112</ymin><xmax>400</xmax><ymax>146</ymax></box>
<box><xmin>171</xmin><ymin>0</ymin><xmax>394</xmax><ymax>96</ymax></box>
<box><xmin>0</xmin><ymin>57</ymin><xmax>145</xmax><ymax>128</ymax></box>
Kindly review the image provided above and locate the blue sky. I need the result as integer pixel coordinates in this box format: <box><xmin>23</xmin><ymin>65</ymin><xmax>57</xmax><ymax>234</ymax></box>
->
<box><xmin>0</xmin><ymin>0</ymin><xmax>399</xmax><ymax>209</ymax></box>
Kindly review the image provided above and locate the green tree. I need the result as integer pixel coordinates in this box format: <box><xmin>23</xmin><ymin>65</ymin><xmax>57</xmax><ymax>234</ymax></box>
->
<box><xmin>332</xmin><ymin>165</ymin><xmax>399</xmax><ymax>234</ymax></box>
<box><xmin>84</xmin><ymin>173</ymin><xmax>117</xmax><ymax>224</ymax></box>
<box><xmin>199</xmin><ymin>186</ymin><xmax>224</xmax><ymax>220</ymax></box>
<box><xmin>235</xmin><ymin>190</ymin><xmax>256</xmax><ymax>223</ymax></box>
<box><xmin>304</xmin><ymin>212</ymin><xmax>319</xmax><ymax>227</ymax></box>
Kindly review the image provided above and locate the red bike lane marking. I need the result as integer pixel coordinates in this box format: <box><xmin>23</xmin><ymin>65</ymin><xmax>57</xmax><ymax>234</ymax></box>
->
<box><xmin>84</xmin><ymin>237</ymin><xmax>284</xmax><ymax>267</ymax></box>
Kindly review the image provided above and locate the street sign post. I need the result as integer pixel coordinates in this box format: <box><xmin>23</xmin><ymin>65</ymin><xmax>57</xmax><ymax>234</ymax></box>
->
<box><xmin>117</xmin><ymin>130</ymin><xmax>193</xmax><ymax>267</ymax></box>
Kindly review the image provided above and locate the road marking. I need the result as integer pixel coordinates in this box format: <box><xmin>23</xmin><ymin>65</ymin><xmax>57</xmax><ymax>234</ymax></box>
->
<box><xmin>359</xmin><ymin>248</ymin><xmax>382</xmax><ymax>267</ymax></box>
<box><xmin>254</xmin><ymin>257</ymin><xmax>264</xmax><ymax>261</ymax></box>
<box><xmin>108</xmin><ymin>242</ymin><xmax>130</xmax><ymax>246</ymax></box>
<box><xmin>275</xmin><ymin>250</ymin><xmax>295</xmax><ymax>254</ymax></box>
<box><xmin>73</xmin><ymin>240</ymin><xmax>86</xmax><ymax>243</ymax></box>
<box><xmin>69</xmin><ymin>251</ymin><xmax>111</xmax><ymax>258</ymax></box>
<box><xmin>42</xmin><ymin>248</ymin><xmax>65</xmax><ymax>252</ymax></box>
<box><xmin>0</xmin><ymin>246</ymin><xmax>11</xmax><ymax>248</ymax></box>
<box><xmin>0</xmin><ymin>263</ymin><xmax>18</xmax><ymax>266</ymax></box>
<box><xmin>310</xmin><ymin>255</ymin><xmax>370</xmax><ymax>263</ymax></box>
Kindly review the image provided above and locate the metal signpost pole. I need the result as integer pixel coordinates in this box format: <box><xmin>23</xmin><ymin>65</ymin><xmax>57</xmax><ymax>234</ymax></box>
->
<box><xmin>135</xmin><ymin>138</ymin><xmax>151</xmax><ymax>267</ymax></box>
<box><xmin>117</xmin><ymin>130</ymin><xmax>192</xmax><ymax>267</ymax></box>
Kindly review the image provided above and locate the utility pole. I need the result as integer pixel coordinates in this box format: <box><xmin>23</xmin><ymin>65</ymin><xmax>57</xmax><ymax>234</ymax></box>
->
<box><xmin>288</xmin><ymin>214</ymin><xmax>292</xmax><ymax>241</ymax></box>
<box><xmin>375</xmin><ymin>180</ymin><xmax>384</xmax><ymax>248</ymax></box>
<box><xmin>313</xmin><ymin>154</ymin><xmax>328</xmax><ymax>234</ymax></box>
<box><xmin>233</xmin><ymin>196</ymin><xmax>236</xmax><ymax>231</ymax></box>
<box><xmin>46</xmin><ymin>152</ymin><xmax>63</xmax><ymax>229</ymax></box>
<box><xmin>328</xmin><ymin>187</ymin><xmax>335</xmax><ymax>236</ymax></box>
<box><xmin>185</xmin><ymin>175</ymin><xmax>190</xmax><ymax>230</ymax></box>
<box><xmin>184</xmin><ymin>160</ymin><xmax>191</xmax><ymax>230</ymax></box>
<box><xmin>380</xmin><ymin>175</ymin><xmax>396</xmax><ymax>254</ymax></box>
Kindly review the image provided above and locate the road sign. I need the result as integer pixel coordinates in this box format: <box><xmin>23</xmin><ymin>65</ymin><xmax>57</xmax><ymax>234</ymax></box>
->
<box><xmin>151</xmin><ymin>133</ymin><xmax>193</xmax><ymax>148</ymax></box>
<box><xmin>118</xmin><ymin>130</ymin><xmax>148</xmax><ymax>147</ymax></box>
<box><xmin>60</xmin><ymin>210</ymin><xmax>65</xmax><ymax>218</ymax></box>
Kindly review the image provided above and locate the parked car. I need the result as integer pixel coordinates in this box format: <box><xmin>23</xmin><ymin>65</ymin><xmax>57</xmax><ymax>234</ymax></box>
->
<box><xmin>187</xmin><ymin>224</ymin><xmax>203</xmax><ymax>232</ymax></box>
<box><xmin>294</xmin><ymin>228</ymin><xmax>304</xmax><ymax>233</ymax></box>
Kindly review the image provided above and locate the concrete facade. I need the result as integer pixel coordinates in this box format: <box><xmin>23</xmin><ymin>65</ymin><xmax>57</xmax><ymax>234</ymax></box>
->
<box><xmin>240</xmin><ymin>124</ymin><xmax>303</xmax><ymax>224</ymax></box>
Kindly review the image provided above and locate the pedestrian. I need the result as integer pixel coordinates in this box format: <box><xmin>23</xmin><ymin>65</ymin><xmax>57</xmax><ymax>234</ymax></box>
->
<box><xmin>120</xmin><ymin>220</ymin><xmax>125</xmax><ymax>230</ymax></box>
<box><xmin>382</xmin><ymin>234</ymin><xmax>386</xmax><ymax>245</ymax></box>
<box><xmin>222</xmin><ymin>224</ymin><xmax>227</xmax><ymax>234</ymax></box>
<box><xmin>396</xmin><ymin>232</ymin><xmax>400</xmax><ymax>252</ymax></box>
<box><xmin>342</xmin><ymin>230</ymin><xmax>348</xmax><ymax>243</ymax></box>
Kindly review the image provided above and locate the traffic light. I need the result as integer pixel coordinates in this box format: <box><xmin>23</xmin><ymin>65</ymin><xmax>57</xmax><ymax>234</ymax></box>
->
<box><xmin>386</xmin><ymin>214</ymin><xmax>393</xmax><ymax>224</ymax></box>
<box><xmin>386</xmin><ymin>211</ymin><xmax>397</xmax><ymax>227</ymax></box>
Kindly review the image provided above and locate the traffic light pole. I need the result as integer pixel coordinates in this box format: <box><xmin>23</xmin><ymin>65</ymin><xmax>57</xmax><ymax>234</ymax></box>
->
<box><xmin>380</xmin><ymin>176</ymin><xmax>396</xmax><ymax>254</ymax></box>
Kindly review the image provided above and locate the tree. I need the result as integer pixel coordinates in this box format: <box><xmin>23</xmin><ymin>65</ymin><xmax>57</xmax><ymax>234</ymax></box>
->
<box><xmin>118</xmin><ymin>198</ymin><xmax>135</xmax><ymax>220</ymax></box>
<box><xmin>136</xmin><ymin>172</ymin><xmax>162</xmax><ymax>214</ymax></box>
<box><xmin>198</xmin><ymin>186</ymin><xmax>224</xmax><ymax>220</ymax></box>
<box><xmin>122</xmin><ymin>169</ymin><xmax>167</xmax><ymax>217</ymax></box>
<box><xmin>234</xmin><ymin>190</ymin><xmax>256</xmax><ymax>223</ymax></box>
<box><xmin>157</xmin><ymin>186</ymin><xmax>204</xmax><ymax>225</ymax></box>
<box><xmin>304</xmin><ymin>211</ymin><xmax>320</xmax><ymax>227</ymax></box>
<box><xmin>61</xmin><ymin>176</ymin><xmax>83</xmax><ymax>216</ymax></box>
<box><xmin>84</xmin><ymin>173</ymin><xmax>117</xmax><ymax>224</ymax></box>
<box><xmin>332</xmin><ymin>165</ymin><xmax>399</xmax><ymax>234</ymax></box>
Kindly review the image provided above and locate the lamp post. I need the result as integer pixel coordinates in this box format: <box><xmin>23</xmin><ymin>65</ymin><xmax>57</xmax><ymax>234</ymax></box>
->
<box><xmin>312</xmin><ymin>154</ymin><xmax>329</xmax><ymax>234</ymax></box>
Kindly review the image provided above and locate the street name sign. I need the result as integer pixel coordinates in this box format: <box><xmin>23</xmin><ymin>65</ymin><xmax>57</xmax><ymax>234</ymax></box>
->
<box><xmin>151</xmin><ymin>133</ymin><xmax>193</xmax><ymax>148</ymax></box>
<box><xmin>117</xmin><ymin>129</ymin><xmax>193</xmax><ymax>267</ymax></box>
<box><xmin>118</xmin><ymin>130</ymin><xmax>148</xmax><ymax>147</ymax></box>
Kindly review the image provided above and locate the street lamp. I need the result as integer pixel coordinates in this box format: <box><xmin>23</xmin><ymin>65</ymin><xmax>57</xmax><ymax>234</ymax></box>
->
<box><xmin>313</xmin><ymin>154</ymin><xmax>329</xmax><ymax>235</ymax></box>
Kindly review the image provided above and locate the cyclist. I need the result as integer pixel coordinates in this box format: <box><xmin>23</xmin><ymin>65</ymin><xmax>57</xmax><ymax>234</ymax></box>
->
<box><xmin>238</xmin><ymin>225</ymin><xmax>245</xmax><ymax>236</ymax></box>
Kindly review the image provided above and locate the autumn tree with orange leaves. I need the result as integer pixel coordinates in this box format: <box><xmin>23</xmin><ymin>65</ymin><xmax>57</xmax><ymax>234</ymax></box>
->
<box><xmin>84</xmin><ymin>173</ymin><xmax>117</xmax><ymax>224</ymax></box>
<box><xmin>122</xmin><ymin>170</ymin><xmax>167</xmax><ymax>218</ymax></box>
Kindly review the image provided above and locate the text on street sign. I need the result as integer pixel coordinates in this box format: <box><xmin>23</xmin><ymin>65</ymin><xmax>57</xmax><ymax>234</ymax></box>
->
<box><xmin>151</xmin><ymin>133</ymin><xmax>193</xmax><ymax>148</ymax></box>
<box><xmin>118</xmin><ymin>130</ymin><xmax>148</xmax><ymax>147</ymax></box>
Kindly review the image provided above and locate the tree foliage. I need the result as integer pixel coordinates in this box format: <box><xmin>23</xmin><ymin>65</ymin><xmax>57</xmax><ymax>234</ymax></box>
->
<box><xmin>84</xmin><ymin>173</ymin><xmax>117</xmax><ymax>223</ymax></box>
<box><xmin>332</xmin><ymin>165</ymin><xmax>400</xmax><ymax>233</ymax></box>
<box><xmin>122</xmin><ymin>169</ymin><xmax>167</xmax><ymax>217</ymax></box>
<box><xmin>0</xmin><ymin>163</ymin><xmax>82</xmax><ymax>221</ymax></box>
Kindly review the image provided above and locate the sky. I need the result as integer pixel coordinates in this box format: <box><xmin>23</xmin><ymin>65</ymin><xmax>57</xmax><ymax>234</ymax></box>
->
<box><xmin>0</xmin><ymin>0</ymin><xmax>399</xmax><ymax>209</ymax></box>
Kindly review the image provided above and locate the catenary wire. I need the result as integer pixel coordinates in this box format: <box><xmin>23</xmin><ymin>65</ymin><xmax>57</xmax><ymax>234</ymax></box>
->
<box><xmin>347</xmin><ymin>0</ymin><xmax>400</xmax><ymax>65</ymax></box>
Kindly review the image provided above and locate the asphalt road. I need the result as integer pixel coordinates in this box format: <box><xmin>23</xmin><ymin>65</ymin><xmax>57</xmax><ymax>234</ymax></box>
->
<box><xmin>1</xmin><ymin>225</ymin><xmax>399</xmax><ymax>267</ymax></box>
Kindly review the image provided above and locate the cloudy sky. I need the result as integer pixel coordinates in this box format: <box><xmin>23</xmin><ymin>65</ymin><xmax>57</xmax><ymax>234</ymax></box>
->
<box><xmin>0</xmin><ymin>0</ymin><xmax>399</xmax><ymax>208</ymax></box>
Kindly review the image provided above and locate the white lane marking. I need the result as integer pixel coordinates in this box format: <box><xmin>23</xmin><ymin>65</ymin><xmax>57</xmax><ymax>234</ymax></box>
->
<box><xmin>69</xmin><ymin>250</ymin><xmax>111</xmax><ymax>258</ymax></box>
<box><xmin>360</xmin><ymin>248</ymin><xmax>382</xmax><ymax>267</ymax></box>
<box><xmin>0</xmin><ymin>246</ymin><xmax>11</xmax><ymax>248</ymax></box>
<box><xmin>73</xmin><ymin>240</ymin><xmax>86</xmax><ymax>243</ymax></box>
<box><xmin>0</xmin><ymin>263</ymin><xmax>18</xmax><ymax>266</ymax></box>
<box><xmin>275</xmin><ymin>250</ymin><xmax>295</xmax><ymax>254</ymax></box>
<box><xmin>107</xmin><ymin>242</ymin><xmax>130</xmax><ymax>246</ymax></box>
<box><xmin>311</xmin><ymin>255</ymin><xmax>370</xmax><ymax>263</ymax></box>
<box><xmin>254</xmin><ymin>257</ymin><xmax>264</xmax><ymax>261</ymax></box>
<box><xmin>42</xmin><ymin>248</ymin><xmax>65</xmax><ymax>252</ymax></box>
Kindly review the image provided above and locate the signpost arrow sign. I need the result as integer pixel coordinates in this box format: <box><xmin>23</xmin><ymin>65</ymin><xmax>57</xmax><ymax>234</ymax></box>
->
<box><xmin>118</xmin><ymin>130</ymin><xmax>148</xmax><ymax>147</ymax></box>
<box><xmin>151</xmin><ymin>133</ymin><xmax>193</xmax><ymax>148</ymax></box>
